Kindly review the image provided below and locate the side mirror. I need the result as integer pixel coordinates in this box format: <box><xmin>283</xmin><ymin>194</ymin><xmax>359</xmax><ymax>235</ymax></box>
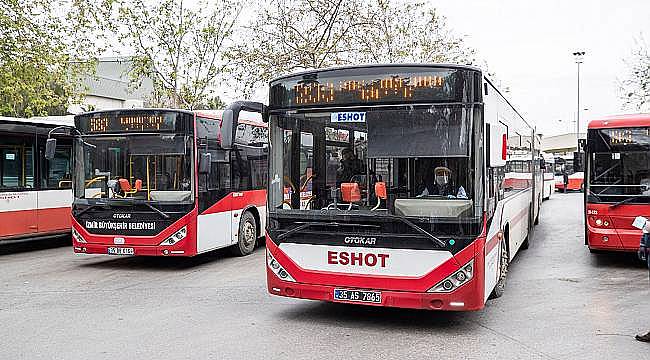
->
<box><xmin>221</xmin><ymin>110</ymin><xmax>233</xmax><ymax>149</ymax></box>
<box><xmin>199</xmin><ymin>152</ymin><xmax>212</xmax><ymax>174</ymax></box>
<box><xmin>45</xmin><ymin>138</ymin><xmax>57</xmax><ymax>160</ymax></box>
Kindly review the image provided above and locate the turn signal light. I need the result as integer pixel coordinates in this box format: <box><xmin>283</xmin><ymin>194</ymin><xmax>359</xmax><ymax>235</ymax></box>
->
<box><xmin>428</xmin><ymin>260</ymin><xmax>474</xmax><ymax>293</ymax></box>
<box><xmin>267</xmin><ymin>250</ymin><xmax>296</xmax><ymax>282</ymax></box>
<box><xmin>589</xmin><ymin>216</ymin><xmax>612</xmax><ymax>228</ymax></box>
<box><xmin>72</xmin><ymin>228</ymin><xmax>87</xmax><ymax>243</ymax></box>
<box><xmin>159</xmin><ymin>226</ymin><xmax>187</xmax><ymax>246</ymax></box>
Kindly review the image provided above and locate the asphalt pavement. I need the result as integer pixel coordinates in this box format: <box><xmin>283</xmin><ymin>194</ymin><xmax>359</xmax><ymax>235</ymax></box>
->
<box><xmin>1</xmin><ymin>192</ymin><xmax>649</xmax><ymax>359</ymax></box>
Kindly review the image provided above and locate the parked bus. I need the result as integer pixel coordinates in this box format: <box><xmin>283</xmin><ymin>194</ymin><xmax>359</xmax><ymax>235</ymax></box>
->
<box><xmin>554</xmin><ymin>152</ymin><xmax>584</xmax><ymax>192</ymax></box>
<box><xmin>48</xmin><ymin>107</ymin><xmax>268</xmax><ymax>256</ymax></box>
<box><xmin>585</xmin><ymin>114</ymin><xmax>650</xmax><ymax>253</ymax></box>
<box><xmin>0</xmin><ymin>116</ymin><xmax>73</xmax><ymax>243</ymax></box>
<box><xmin>541</xmin><ymin>153</ymin><xmax>554</xmax><ymax>200</ymax></box>
<box><xmin>256</xmin><ymin>64</ymin><xmax>539</xmax><ymax>311</ymax></box>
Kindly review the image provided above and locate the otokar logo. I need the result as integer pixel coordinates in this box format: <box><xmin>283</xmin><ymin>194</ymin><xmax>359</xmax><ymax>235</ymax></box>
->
<box><xmin>344</xmin><ymin>236</ymin><xmax>377</xmax><ymax>245</ymax></box>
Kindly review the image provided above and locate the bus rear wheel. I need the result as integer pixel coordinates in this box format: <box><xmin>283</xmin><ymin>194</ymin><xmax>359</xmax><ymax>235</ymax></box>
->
<box><xmin>489</xmin><ymin>240</ymin><xmax>509</xmax><ymax>299</ymax></box>
<box><xmin>231</xmin><ymin>211</ymin><xmax>257</xmax><ymax>256</ymax></box>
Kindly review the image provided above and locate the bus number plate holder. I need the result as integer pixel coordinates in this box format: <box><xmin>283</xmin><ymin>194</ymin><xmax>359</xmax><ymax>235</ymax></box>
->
<box><xmin>333</xmin><ymin>289</ymin><xmax>381</xmax><ymax>304</ymax></box>
<box><xmin>107</xmin><ymin>247</ymin><xmax>135</xmax><ymax>255</ymax></box>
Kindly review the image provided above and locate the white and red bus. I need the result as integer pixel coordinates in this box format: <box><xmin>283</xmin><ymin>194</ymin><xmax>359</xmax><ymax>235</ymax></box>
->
<box><xmin>260</xmin><ymin>64</ymin><xmax>540</xmax><ymax>311</ymax></box>
<box><xmin>0</xmin><ymin>116</ymin><xmax>74</xmax><ymax>243</ymax></box>
<box><xmin>49</xmin><ymin>105</ymin><xmax>268</xmax><ymax>256</ymax></box>
<box><xmin>585</xmin><ymin>114</ymin><xmax>650</xmax><ymax>253</ymax></box>
<box><xmin>541</xmin><ymin>152</ymin><xmax>554</xmax><ymax>200</ymax></box>
<box><xmin>554</xmin><ymin>152</ymin><xmax>584</xmax><ymax>192</ymax></box>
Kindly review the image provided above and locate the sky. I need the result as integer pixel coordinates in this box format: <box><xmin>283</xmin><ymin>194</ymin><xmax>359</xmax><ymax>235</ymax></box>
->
<box><xmin>433</xmin><ymin>0</ymin><xmax>650</xmax><ymax>136</ymax></box>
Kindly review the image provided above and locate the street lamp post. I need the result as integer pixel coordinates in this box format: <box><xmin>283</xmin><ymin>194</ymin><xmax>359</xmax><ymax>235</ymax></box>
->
<box><xmin>573</xmin><ymin>51</ymin><xmax>585</xmax><ymax>151</ymax></box>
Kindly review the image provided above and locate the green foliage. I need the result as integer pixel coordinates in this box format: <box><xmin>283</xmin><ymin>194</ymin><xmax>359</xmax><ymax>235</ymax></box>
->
<box><xmin>0</xmin><ymin>0</ymin><xmax>112</xmax><ymax>117</ymax></box>
<box><xmin>117</xmin><ymin>0</ymin><xmax>240</xmax><ymax>109</ymax></box>
<box><xmin>621</xmin><ymin>37</ymin><xmax>650</xmax><ymax>111</ymax></box>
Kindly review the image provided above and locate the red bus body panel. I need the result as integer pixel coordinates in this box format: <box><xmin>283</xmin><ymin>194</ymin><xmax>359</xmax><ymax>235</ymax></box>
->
<box><xmin>586</xmin><ymin>203</ymin><xmax>650</xmax><ymax>252</ymax></box>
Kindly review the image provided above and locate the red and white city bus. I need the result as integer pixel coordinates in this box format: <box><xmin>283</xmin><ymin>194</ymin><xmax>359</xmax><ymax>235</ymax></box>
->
<box><xmin>554</xmin><ymin>152</ymin><xmax>584</xmax><ymax>192</ymax></box>
<box><xmin>585</xmin><ymin>114</ymin><xmax>650</xmax><ymax>253</ymax></box>
<box><xmin>258</xmin><ymin>64</ymin><xmax>540</xmax><ymax>311</ymax></box>
<box><xmin>0</xmin><ymin>116</ymin><xmax>74</xmax><ymax>242</ymax></box>
<box><xmin>541</xmin><ymin>152</ymin><xmax>554</xmax><ymax>200</ymax></box>
<box><xmin>49</xmin><ymin>105</ymin><xmax>268</xmax><ymax>256</ymax></box>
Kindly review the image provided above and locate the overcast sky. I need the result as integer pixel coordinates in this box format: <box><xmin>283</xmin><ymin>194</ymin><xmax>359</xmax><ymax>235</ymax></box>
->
<box><xmin>434</xmin><ymin>0</ymin><xmax>650</xmax><ymax>136</ymax></box>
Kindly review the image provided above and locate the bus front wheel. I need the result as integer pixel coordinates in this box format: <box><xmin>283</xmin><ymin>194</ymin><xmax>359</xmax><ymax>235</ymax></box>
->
<box><xmin>490</xmin><ymin>239</ymin><xmax>509</xmax><ymax>299</ymax></box>
<box><xmin>231</xmin><ymin>211</ymin><xmax>257</xmax><ymax>256</ymax></box>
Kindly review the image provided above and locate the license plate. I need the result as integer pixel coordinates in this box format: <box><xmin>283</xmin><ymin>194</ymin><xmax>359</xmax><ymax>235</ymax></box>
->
<box><xmin>107</xmin><ymin>247</ymin><xmax>134</xmax><ymax>255</ymax></box>
<box><xmin>333</xmin><ymin>289</ymin><xmax>381</xmax><ymax>304</ymax></box>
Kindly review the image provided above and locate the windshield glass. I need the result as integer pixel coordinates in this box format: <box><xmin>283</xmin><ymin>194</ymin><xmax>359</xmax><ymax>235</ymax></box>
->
<box><xmin>588</xmin><ymin>127</ymin><xmax>650</xmax><ymax>203</ymax></box>
<box><xmin>268</xmin><ymin>105</ymin><xmax>482</xmax><ymax>221</ymax></box>
<box><xmin>74</xmin><ymin>134</ymin><xmax>194</xmax><ymax>203</ymax></box>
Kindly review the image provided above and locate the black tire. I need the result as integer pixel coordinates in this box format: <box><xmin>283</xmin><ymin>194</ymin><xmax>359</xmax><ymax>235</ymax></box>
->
<box><xmin>489</xmin><ymin>239</ymin><xmax>509</xmax><ymax>299</ymax></box>
<box><xmin>521</xmin><ymin>207</ymin><xmax>533</xmax><ymax>250</ymax></box>
<box><xmin>534</xmin><ymin>197</ymin><xmax>540</xmax><ymax>225</ymax></box>
<box><xmin>231</xmin><ymin>211</ymin><xmax>257</xmax><ymax>256</ymax></box>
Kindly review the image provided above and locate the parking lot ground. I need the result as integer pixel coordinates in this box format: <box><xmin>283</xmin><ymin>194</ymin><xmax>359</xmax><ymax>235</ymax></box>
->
<box><xmin>1</xmin><ymin>192</ymin><xmax>649</xmax><ymax>359</ymax></box>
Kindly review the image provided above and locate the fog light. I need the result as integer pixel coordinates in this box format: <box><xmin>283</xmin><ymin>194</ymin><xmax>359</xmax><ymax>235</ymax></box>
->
<box><xmin>603</xmin><ymin>236</ymin><xmax>609</xmax><ymax>242</ymax></box>
<box><xmin>603</xmin><ymin>221</ymin><xmax>609</xmax><ymax>227</ymax></box>
<box><xmin>595</xmin><ymin>218</ymin><xmax>603</xmax><ymax>226</ymax></box>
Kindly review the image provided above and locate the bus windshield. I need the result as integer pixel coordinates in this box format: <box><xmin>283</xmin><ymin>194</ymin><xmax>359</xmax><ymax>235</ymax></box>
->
<box><xmin>588</xmin><ymin>127</ymin><xmax>650</xmax><ymax>203</ymax></box>
<box><xmin>268</xmin><ymin>105</ymin><xmax>482</xmax><ymax>221</ymax></box>
<box><xmin>74</xmin><ymin>134</ymin><xmax>194</xmax><ymax>203</ymax></box>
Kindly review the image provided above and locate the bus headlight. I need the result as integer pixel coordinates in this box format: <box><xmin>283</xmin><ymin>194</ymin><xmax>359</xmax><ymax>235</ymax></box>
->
<box><xmin>267</xmin><ymin>250</ymin><xmax>295</xmax><ymax>282</ymax></box>
<box><xmin>159</xmin><ymin>226</ymin><xmax>187</xmax><ymax>246</ymax></box>
<box><xmin>72</xmin><ymin>228</ymin><xmax>86</xmax><ymax>243</ymax></box>
<box><xmin>428</xmin><ymin>260</ymin><xmax>474</xmax><ymax>293</ymax></box>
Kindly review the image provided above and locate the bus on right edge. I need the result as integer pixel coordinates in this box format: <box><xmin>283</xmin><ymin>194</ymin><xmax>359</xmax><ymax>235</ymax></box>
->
<box><xmin>585</xmin><ymin>114</ymin><xmax>650</xmax><ymax>253</ymax></box>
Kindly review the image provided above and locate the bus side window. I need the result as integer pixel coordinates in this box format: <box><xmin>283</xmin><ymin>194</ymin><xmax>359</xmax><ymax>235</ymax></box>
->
<box><xmin>43</xmin><ymin>145</ymin><xmax>72</xmax><ymax>189</ymax></box>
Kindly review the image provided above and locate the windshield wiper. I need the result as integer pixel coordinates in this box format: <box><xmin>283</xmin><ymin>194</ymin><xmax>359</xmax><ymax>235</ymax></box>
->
<box><xmin>610</xmin><ymin>195</ymin><xmax>650</xmax><ymax>209</ymax></box>
<box><xmin>142</xmin><ymin>202</ymin><xmax>170</xmax><ymax>219</ymax></box>
<box><xmin>277</xmin><ymin>221</ymin><xmax>380</xmax><ymax>241</ymax></box>
<box><xmin>387</xmin><ymin>215</ymin><xmax>447</xmax><ymax>248</ymax></box>
<box><xmin>74</xmin><ymin>202</ymin><xmax>108</xmax><ymax>217</ymax></box>
<box><xmin>107</xmin><ymin>198</ymin><xmax>170</xmax><ymax>219</ymax></box>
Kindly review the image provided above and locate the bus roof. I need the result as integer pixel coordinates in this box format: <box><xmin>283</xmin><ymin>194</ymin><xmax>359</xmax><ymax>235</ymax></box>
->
<box><xmin>588</xmin><ymin>113</ymin><xmax>650</xmax><ymax>129</ymax></box>
<box><xmin>0</xmin><ymin>115</ymin><xmax>74</xmax><ymax>127</ymax></box>
<box><xmin>269</xmin><ymin>63</ymin><xmax>482</xmax><ymax>83</ymax></box>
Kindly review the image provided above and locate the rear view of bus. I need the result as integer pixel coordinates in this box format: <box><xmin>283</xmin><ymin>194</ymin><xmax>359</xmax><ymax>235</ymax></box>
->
<box><xmin>585</xmin><ymin>114</ymin><xmax>650</xmax><ymax>252</ymax></box>
<box><xmin>265</xmin><ymin>65</ymin><xmax>536</xmax><ymax>311</ymax></box>
<box><xmin>70</xmin><ymin>108</ymin><xmax>267</xmax><ymax>256</ymax></box>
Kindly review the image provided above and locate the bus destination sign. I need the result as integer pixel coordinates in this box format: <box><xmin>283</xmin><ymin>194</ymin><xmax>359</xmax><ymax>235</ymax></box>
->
<box><xmin>270</xmin><ymin>67</ymin><xmax>460</xmax><ymax>108</ymax></box>
<box><xmin>77</xmin><ymin>112</ymin><xmax>180</xmax><ymax>134</ymax></box>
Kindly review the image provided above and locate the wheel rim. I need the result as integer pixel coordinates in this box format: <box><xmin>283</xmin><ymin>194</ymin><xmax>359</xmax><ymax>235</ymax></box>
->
<box><xmin>243</xmin><ymin>220</ymin><xmax>256</xmax><ymax>248</ymax></box>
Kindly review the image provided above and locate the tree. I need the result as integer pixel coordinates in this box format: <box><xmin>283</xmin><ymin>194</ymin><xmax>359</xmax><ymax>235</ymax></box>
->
<box><xmin>0</xmin><ymin>0</ymin><xmax>113</xmax><ymax>117</ymax></box>
<box><xmin>230</xmin><ymin>0</ymin><xmax>371</xmax><ymax>96</ymax></box>
<box><xmin>232</xmin><ymin>0</ymin><xmax>476</xmax><ymax>96</ymax></box>
<box><xmin>353</xmin><ymin>0</ymin><xmax>475</xmax><ymax>65</ymax></box>
<box><xmin>117</xmin><ymin>0</ymin><xmax>240</xmax><ymax>109</ymax></box>
<box><xmin>620</xmin><ymin>37</ymin><xmax>650</xmax><ymax>111</ymax></box>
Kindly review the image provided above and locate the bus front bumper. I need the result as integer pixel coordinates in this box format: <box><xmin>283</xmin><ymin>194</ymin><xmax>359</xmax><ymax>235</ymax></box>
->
<box><xmin>266</xmin><ymin>270</ymin><xmax>484</xmax><ymax>311</ymax></box>
<box><xmin>73</xmin><ymin>241</ymin><xmax>196</xmax><ymax>257</ymax></box>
